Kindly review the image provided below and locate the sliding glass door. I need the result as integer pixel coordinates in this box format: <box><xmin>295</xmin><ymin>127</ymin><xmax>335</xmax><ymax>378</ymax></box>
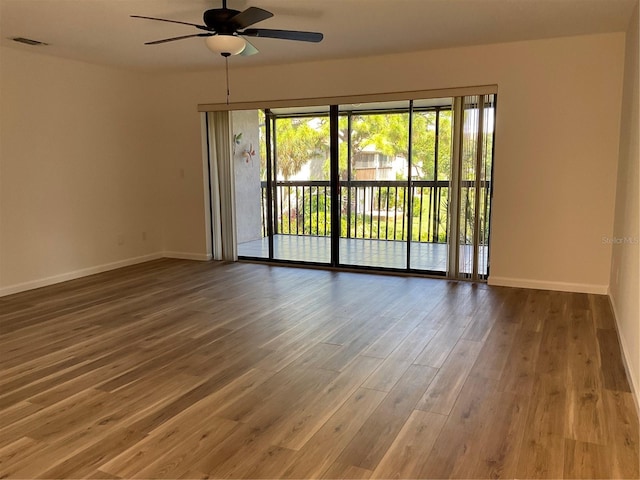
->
<box><xmin>338</xmin><ymin>102</ymin><xmax>410</xmax><ymax>270</ymax></box>
<box><xmin>270</xmin><ymin>109</ymin><xmax>331</xmax><ymax>264</ymax></box>
<box><xmin>231</xmin><ymin>92</ymin><xmax>496</xmax><ymax>280</ymax></box>
<box><xmin>408</xmin><ymin>100</ymin><xmax>453</xmax><ymax>273</ymax></box>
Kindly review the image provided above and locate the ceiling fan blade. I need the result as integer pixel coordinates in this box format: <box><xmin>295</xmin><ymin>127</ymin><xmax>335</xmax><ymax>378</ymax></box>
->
<box><xmin>131</xmin><ymin>15</ymin><xmax>211</xmax><ymax>31</ymax></box>
<box><xmin>242</xmin><ymin>28</ymin><xmax>323</xmax><ymax>43</ymax></box>
<box><xmin>145</xmin><ymin>33</ymin><xmax>213</xmax><ymax>45</ymax></box>
<box><xmin>230</xmin><ymin>7</ymin><xmax>274</xmax><ymax>29</ymax></box>
<box><xmin>240</xmin><ymin>39</ymin><xmax>259</xmax><ymax>56</ymax></box>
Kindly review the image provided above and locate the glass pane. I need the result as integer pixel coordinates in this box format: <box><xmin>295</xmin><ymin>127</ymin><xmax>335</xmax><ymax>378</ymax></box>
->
<box><xmin>272</xmin><ymin>113</ymin><xmax>331</xmax><ymax>263</ymax></box>
<box><xmin>339</xmin><ymin>101</ymin><xmax>410</xmax><ymax>269</ymax></box>
<box><xmin>409</xmin><ymin>100</ymin><xmax>453</xmax><ymax>273</ymax></box>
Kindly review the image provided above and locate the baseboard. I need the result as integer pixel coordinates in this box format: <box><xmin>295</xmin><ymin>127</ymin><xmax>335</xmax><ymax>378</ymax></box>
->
<box><xmin>0</xmin><ymin>252</ymin><xmax>164</xmax><ymax>297</ymax></box>
<box><xmin>163</xmin><ymin>251</ymin><xmax>213</xmax><ymax>261</ymax></box>
<box><xmin>488</xmin><ymin>276</ymin><xmax>608</xmax><ymax>294</ymax></box>
<box><xmin>607</xmin><ymin>294</ymin><xmax>640</xmax><ymax>418</ymax></box>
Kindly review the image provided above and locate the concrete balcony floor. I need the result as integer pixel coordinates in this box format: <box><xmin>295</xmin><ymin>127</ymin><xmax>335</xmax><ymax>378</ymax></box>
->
<box><xmin>238</xmin><ymin>234</ymin><xmax>488</xmax><ymax>275</ymax></box>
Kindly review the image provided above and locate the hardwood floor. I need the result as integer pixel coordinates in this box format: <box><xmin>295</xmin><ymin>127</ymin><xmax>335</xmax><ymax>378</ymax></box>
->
<box><xmin>0</xmin><ymin>259</ymin><xmax>637</xmax><ymax>479</ymax></box>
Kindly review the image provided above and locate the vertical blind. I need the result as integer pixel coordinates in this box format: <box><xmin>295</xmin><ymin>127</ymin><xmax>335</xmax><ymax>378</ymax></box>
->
<box><xmin>207</xmin><ymin>111</ymin><xmax>238</xmax><ymax>261</ymax></box>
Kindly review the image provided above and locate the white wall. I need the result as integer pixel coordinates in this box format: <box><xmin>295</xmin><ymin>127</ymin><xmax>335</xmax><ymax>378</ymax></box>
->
<box><xmin>144</xmin><ymin>75</ymin><xmax>211</xmax><ymax>259</ymax></box>
<box><xmin>152</xmin><ymin>33</ymin><xmax>625</xmax><ymax>294</ymax></box>
<box><xmin>610</xmin><ymin>4</ymin><xmax>640</xmax><ymax>401</ymax></box>
<box><xmin>0</xmin><ymin>47</ymin><xmax>162</xmax><ymax>294</ymax></box>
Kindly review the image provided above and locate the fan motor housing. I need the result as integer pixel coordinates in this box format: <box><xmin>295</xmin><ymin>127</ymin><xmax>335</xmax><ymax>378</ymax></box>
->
<box><xmin>203</xmin><ymin>8</ymin><xmax>241</xmax><ymax>33</ymax></box>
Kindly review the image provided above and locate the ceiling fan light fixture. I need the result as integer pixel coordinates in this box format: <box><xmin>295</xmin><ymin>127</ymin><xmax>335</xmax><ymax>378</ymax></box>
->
<box><xmin>205</xmin><ymin>35</ymin><xmax>246</xmax><ymax>56</ymax></box>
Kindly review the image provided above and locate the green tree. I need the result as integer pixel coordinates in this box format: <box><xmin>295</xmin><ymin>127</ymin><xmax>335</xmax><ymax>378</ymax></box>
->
<box><xmin>261</xmin><ymin>107</ymin><xmax>454</xmax><ymax>182</ymax></box>
<box><xmin>412</xmin><ymin>110</ymin><xmax>452</xmax><ymax>180</ymax></box>
<box><xmin>274</xmin><ymin>117</ymin><xmax>328</xmax><ymax>179</ymax></box>
<box><xmin>258</xmin><ymin>111</ymin><xmax>329</xmax><ymax>180</ymax></box>
<box><xmin>331</xmin><ymin>110</ymin><xmax>453</xmax><ymax>181</ymax></box>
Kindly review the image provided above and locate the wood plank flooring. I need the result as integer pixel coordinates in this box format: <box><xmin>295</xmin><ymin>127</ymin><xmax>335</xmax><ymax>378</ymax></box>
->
<box><xmin>0</xmin><ymin>259</ymin><xmax>637</xmax><ymax>479</ymax></box>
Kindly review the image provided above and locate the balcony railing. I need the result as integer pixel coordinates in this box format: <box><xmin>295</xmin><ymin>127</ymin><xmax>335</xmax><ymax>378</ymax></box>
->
<box><xmin>260</xmin><ymin>180</ymin><xmax>490</xmax><ymax>245</ymax></box>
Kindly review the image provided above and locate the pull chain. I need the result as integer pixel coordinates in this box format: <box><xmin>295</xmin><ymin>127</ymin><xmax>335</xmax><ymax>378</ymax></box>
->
<box><xmin>224</xmin><ymin>54</ymin><xmax>230</xmax><ymax>105</ymax></box>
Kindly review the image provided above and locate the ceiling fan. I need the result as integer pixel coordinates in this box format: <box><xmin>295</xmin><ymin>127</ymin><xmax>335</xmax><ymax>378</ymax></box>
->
<box><xmin>131</xmin><ymin>0</ymin><xmax>323</xmax><ymax>57</ymax></box>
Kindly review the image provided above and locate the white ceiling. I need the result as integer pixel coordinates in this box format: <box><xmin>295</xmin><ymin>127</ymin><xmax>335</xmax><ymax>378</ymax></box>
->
<box><xmin>1</xmin><ymin>0</ymin><xmax>636</xmax><ymax>72</ymax></box>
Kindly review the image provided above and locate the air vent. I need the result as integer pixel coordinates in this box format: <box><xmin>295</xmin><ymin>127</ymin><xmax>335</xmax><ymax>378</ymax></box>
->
<box><xmin>12</xmin><ymin>37</ymin><xmax>48</xmax><ymax>46</ymax></box>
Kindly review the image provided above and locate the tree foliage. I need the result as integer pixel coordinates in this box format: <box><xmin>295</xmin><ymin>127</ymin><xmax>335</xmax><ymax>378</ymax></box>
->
<box><xmin>261</xmin><ymin>108</ymin><xmax>454</xmax><ymax>181</ymax></box>
<box><xmin>258</xmin><ymin>117</ymin><xmax>325</xmax><ymax>179</ymax></box>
